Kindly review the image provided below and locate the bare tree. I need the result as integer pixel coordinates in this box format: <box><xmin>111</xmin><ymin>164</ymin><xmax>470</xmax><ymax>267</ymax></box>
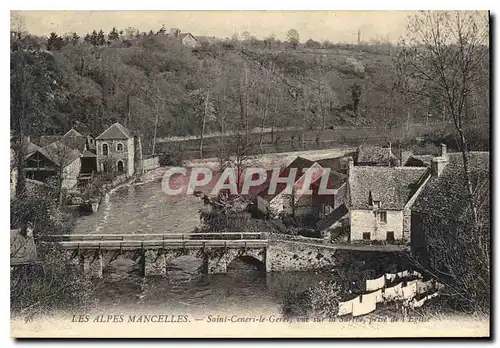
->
<box><xmin>397</xmin><ymin>10</ymin><xmax>488</xmax><ymax>227</ymax></box>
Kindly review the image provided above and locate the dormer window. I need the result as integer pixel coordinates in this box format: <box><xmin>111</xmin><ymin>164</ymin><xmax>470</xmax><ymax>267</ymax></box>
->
<box><xmin>373</xmin><ymin>200</ymin><xmax>380</xmax><ymax>208</ymax></box>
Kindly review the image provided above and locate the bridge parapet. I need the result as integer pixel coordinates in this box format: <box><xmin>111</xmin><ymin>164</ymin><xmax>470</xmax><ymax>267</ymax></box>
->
<box><xmin>51</xmin><ymin>233</ymin><xmax>269</xmax><ymax>278</ymax></box>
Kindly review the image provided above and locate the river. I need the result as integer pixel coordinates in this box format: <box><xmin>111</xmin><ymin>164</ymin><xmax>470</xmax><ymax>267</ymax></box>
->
<box><xmin>72</xmin><ymin>171</ymin><xmax>335</xmax><ymax>316</ymax></box>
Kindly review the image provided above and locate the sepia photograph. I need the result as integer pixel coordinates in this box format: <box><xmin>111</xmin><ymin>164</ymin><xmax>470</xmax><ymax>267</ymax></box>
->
<box><xmin>8</xmin><ymin>8</ymin><xmax>491</xmax><ymax>338</ymax></box>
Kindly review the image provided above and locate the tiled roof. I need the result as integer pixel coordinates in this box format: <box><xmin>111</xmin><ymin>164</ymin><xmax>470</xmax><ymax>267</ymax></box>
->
<box><xmin>96</xmin><ymin>123</ymin><xmax>132</xmax><ymax>140</ymax></box>
<box><xmin>38</xmin><ymin>135</ymin><xmax>63</xmax><ymax>147</ymax></box>
<box><xmin>350</xmin><ymin>166</ymin><xmax>428</xmax><ymax>210</ymax></box>
<box><xmin>257</xmin><ymin>156</ymin><xmax>314</xmax><ymax>198</ymax></box>
<box><xmin>39</xmin><ymin>141</ymin><xmax>81</xmax><ymax>166</ymax></box>
<box><xmin>406</xmin><ymin>154</ymin><xmax>433</xmax><ymax>167</ymax></box>
<box><xmin>412</xmin><ymin>152</ymin><xmax>490</xmax><ymax>220</ymax></box>
<box><xmin>64</xmin><ymin>128</ymin><xmax>82</xmax><ymax>137</ymax></box>
<box><xmin>357</xmin><ymin>146</ymin><xmax>398</xmax><ymax>165</ymax></box>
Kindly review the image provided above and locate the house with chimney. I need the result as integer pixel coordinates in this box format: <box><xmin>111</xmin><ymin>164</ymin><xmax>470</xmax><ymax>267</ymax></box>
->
<box><xmin>410</xmin><ymin>147</ymin><xmax>489</xmax><ymax>268</ymax></box>
<box><xmin>169</xmin><ymin>28</ymin><xmax>198</xmax><ymax>48</ymax></box>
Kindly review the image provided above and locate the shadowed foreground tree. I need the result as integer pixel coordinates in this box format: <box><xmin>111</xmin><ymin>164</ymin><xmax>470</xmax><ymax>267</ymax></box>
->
<box><xmin>397</xmin><ymin>10</ymin><xmax>490</xmax><ymax>312</ymax></box>
<box><xmin>397</xmin><ymin>10</ymin><xmax>488</xmax><ymax>228</ymax></box>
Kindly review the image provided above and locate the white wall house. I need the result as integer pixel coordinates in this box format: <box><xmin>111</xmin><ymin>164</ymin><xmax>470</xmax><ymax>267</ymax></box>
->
<box><xmin>348</xmin><ymin>159</ymin><xmax>428</xmax><ymax>243</ymax></box>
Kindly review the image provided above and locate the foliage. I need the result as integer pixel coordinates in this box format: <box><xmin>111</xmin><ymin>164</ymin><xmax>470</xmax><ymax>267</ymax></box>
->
<box><xmin>10</xmin><ymin>182</ymin><xmax>96</xmax><ymax>320</ymax></box>
<box><xmin>11</xmin><ymin>22</ymin><xmax>489</xmax><ymax>152</ymax></box>
<box><xmin>10</xmin><ymin>178</ymin><xmax>75</xmax><ymax>236</ymax></box>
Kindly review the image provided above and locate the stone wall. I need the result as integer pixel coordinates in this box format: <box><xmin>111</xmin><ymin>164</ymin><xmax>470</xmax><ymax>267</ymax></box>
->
<box><xmin>350</xmin><ymin>209</ymin><xmax>404</xmax><ymax>241</ymax></box>
<box><xmin>266</xmin><ymin>240</ymin><xmax>340</xmax><ymax>272</ymax></box>
<box><xmin>96</xmin><ymin>138</ymin><xmax>135</xmax><ymax>176</ymax></box>
<box><xmin>142</xmin><ymin>156</ymin><xmax>160</xmax><ymax>172</ymax></box>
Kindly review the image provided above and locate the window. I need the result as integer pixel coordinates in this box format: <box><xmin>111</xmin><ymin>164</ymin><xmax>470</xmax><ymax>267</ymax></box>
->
<box><xmin>116</xmin><ymin>143</ymin><xmax>123</xmax><ymax>152</ymax></box>
<box><xmin>102</xmin><ymin>143</ymin><xmax>108</xmax><ymax>156</ymax></box>
<box><xmin>373</xmin><ymin>200</ymin><xmax>380</xmax><ymax>208</ymax></box>
<box><xmin>117</xmin><ymin>160</ymin><xmax>124</xmax><ymax>173</ymax></box>
<box><xmin>379</xmin><ymin>211</ymin><xmax>387</xmax><ymax>223</ymax></box>
<box><xmin>386</xmin><ymin>231</ymin><xmax>395</xmax><ymax>243</ymax></box>
<box><xmin>363</xmin><ymin>232</ymin><xmax>371</xmax><ymax>240</ymax></box>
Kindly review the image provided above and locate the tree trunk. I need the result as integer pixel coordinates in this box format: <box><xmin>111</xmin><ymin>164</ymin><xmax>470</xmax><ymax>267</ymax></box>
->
<box><xmin>199</xmin><ymin>87</ymin><xmax>210</xmax><ymax>159</ymax></box>
<box><xmin>457</xmin><ymin>128</ymin><xmax>479</xmax><ymax>227</ymax></box>
<box><xmin>126</xmin><ymin>94</ymin><xmax>131</xmax><ymax>128</ymax></box>
<box><xmin>259</xmin><ymin>71</ymin><xmax>271</xmax><ymax>153</ymax></box>
<box><xmin>152</xmin><ymin>103</ymin><xmax>159</xmax><ymax>156</ymax></box>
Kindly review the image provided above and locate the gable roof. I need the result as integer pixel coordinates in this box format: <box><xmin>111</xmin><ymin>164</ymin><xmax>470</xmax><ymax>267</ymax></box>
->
<box><xmin>257</xmin><ymin>156</ymin><xmax>315</xmax><ymax>199</ymax></box>
<box><xmin>412</xmin><ymin>152</ymin><xmax>490</xmax><ymax>220</ymax></box>
<box><xmin>357</xmin><ymin>146</ymin><xmax>397</xmax><ymax>165</ymax></box>
<box><xmin>64</xmin><ymin>128</ymin><xmax>82</xmax><ymax>137</ymax></box>
<box><xmin>38</xmin><ymin>135</ymin><xmax>63</xmax><ymax>147</ymax></box>
<box><xmin>38</xmin><ymin>141</ymin><xmax>81</xmax><ymax>166</ymax></box>
<box><xmin>350</xmin><ymin>166</ymin><xmax>427</xmax><ymax>210</ymax></box>
<box><xmin>96</xmin><ymin>123</ymin><xmax>132</xmax><ymax>140</ymax></box>
<box><xmin>179</xmin><ymin>33</ymin><xmax>197</xmax><ymax>41</ymax></box>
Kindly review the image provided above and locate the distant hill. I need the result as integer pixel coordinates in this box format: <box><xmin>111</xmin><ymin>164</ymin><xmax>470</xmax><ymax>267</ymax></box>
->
<box><xmin>10</xmin><ymin>32</ymin><xmax>489</xmax><ymax>155</ymax></box>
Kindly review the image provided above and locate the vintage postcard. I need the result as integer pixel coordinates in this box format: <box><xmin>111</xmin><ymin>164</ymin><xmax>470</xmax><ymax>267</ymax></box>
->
<box><xmin>9</xmin><ymin>10</ymin><xmax>490</xmax><ymax>338</ymax></box>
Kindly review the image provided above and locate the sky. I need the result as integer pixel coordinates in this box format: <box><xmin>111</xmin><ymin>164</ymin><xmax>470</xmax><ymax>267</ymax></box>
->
<box><xmin>11</xmin><ymin>10</ymin><xmax>420</xmax><ymax>43</ymax></box>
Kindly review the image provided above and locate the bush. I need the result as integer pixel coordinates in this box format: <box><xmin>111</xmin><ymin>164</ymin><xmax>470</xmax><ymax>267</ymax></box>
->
<box><xmin>10</xmin><ymin>183</ymin><xmax>96</xmax><ymax>320</ymax></box>
<box><xmin>11</xmin><ymin>244</ymin><xmax>97</xmax><ymax>320</ymax></box>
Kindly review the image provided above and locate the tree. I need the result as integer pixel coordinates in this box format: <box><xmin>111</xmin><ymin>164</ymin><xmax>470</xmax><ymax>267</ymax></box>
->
<box><xmin>11</xmin><ymin>50</ymin><xmax>59</xmax><ymax>195</ymax></box>
<box><xmin>108</xmin><ymin>27</ymin><xmax>119</xmax><ymax>41</ymax></box>
<box><xmin>286</xmin><ymin>29</ymin><xmax>300</xmax><ymax>49</ymax></box>
<box><xmin>70</xmin><ymin>32</ymin><xmax>80</xmax><ymax>45</ymax></box>
<box><xmin>97</xmin><ymin>29</ymin><xmax>106</xmax><ymax>46</ymax></box>
<box><xmin>397</xmin><ymin>10</ymin><xmax>488</xmax><ymax>228</ymax></box>
<box><xmin>241</xmin><ymin>31</ymin><xmax>251</xmax><ymax>41</ymax></box>
<box><xmin>46</xmin><ymin>32</ymin><xmax>64</xmax><ymax>51</ymax></box>
<box><xmin>350</xmin><ymin>83</ymin><xmax>362</xmax><ymax>117</ymax></box>
<box><xmin>305</xmin><ymin>39</ymin><xmax>321</xmax><ymax>49</ymax></box>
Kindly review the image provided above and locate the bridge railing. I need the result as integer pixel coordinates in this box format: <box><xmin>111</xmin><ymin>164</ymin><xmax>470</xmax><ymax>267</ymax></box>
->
<box><xmin>50</xmin><ymin>239</ymin><xmax>268</xmax><ymax>250</ymax></box>
<box><xmin>43</xmin><ymin>232</ymin><xmax>267</xmax><ymax>242</ymax></box>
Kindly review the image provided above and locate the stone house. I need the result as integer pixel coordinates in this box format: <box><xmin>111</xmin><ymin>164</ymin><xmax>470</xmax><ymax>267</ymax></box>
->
<box><xmin>348</xmin><ymin>158</ymin><xmax>429</xmax><ymax>243</ymax></box>
<box><xmin>96</xmin><ymin>123</ymin><xmax>135</xmax><ymax>176</ymax></box>
<box><xmin>410</xmin><ymin>147</ymin><xmax>489</xmax><ymax>269</ymax></box>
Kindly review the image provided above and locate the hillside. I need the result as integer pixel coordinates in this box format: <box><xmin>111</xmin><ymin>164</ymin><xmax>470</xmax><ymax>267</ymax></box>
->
<box><xmin>10</xmin><ymin>31</ymin><xmax>489</xmax><ymax>155</ymax></box>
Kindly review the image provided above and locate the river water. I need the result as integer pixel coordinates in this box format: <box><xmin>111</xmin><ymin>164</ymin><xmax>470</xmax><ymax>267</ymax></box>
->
<box><xmin>72</xmin><ymin>171</ymin><xmax>335</xmax><ymax>316</ymax></box>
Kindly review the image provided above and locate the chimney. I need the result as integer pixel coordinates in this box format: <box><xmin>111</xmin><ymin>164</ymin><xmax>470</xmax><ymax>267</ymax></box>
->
<box><xmin>431</xmin><ymin>144</ymin><xmax>449</xmax><ymax>177</ymax></box>
<box><xmin>387</xmin><ymin>141</ymin><xmax>392</xmax><ymax>152</ymax></box>
<box><xmin>170</xmin><ymin>28</ymin><xmax>180</xmax><ymax>39</ymax></box>
<box><xmin>347</xmin><ymin>157</ymin><xmax>354</xmax><ymax>175</ymax></box>
<box><xmin>440</xmin><ymin>143</ymin><xmax>448</xmax><ymax>159</ymax></box>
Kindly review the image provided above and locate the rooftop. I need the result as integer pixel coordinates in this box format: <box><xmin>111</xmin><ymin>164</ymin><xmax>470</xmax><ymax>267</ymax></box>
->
<box><xmin>96</xmin><ymin>122</ymin><xmax>132</xmax><ymax>140</ymax></box>
<box><xmin>357</xmin><ymin>145</ymin><xmax>398</xmax><ymax>165</ymax></box>
<box><xmin>412</xmin><ymin>152</ymin><xmax>490</xmax><ymax>220</ymax></box>
<box><xmin>350</xmin><ymin>166</ymin><xmax>428</xmax><ymax>210</ymax></box>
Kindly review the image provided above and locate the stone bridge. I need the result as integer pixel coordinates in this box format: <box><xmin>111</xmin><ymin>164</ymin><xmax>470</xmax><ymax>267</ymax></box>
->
<box><xmin>45</xmin><ymin>233</ymin><xmax>268</xmax><ymax>278</ymax></box>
